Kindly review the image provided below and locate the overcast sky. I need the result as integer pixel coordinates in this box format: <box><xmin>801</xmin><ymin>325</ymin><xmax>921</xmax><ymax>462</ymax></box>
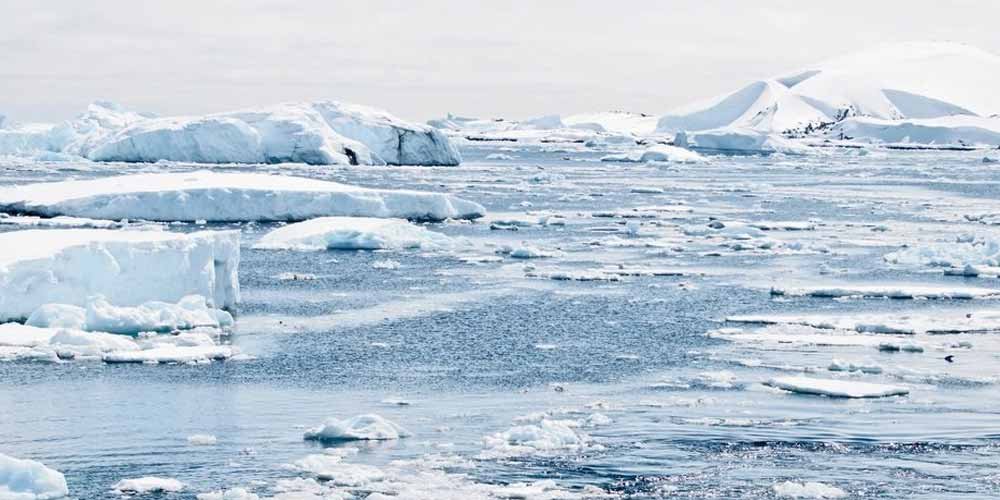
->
<box><xmin>3</xmin><ymin>1</ymin><xmax>999</xmax><ymax>123</ymax></box>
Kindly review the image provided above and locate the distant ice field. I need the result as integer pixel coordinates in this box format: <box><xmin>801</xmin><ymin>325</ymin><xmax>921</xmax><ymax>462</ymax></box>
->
<box><xmin>3</xmin><ymin>143</ymin><xmax>1000</xmax><ymax>498</ymax></box>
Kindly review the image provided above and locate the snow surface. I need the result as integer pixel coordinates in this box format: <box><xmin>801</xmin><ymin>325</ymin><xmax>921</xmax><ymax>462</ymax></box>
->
<box><xmin>303</xmin><ymin>414</ymin><xmax>410</xmax><ymax>442</ymax></box>
<box><xmin>253</xmin><ymin>217</ymin><xmax>454</xmax><ymax>252</ymax></box>
<box><xmin>766</xmin><ymin>376</ymin><xmax>909</xmax><ymax>398</ymax></box>
<box><xmin>0</xmin><ymin>100</ymin><xmax>462</xmax><ymax>166</ymax></box>
<box><xmin>0</xmin><ymin>229</ymin><xmax>239</xmax><ymax>322</ymax></box>
<box><xmin>0</xmin><ymin>454</ymin><xmax>69</xmax><ymax>500</ymax></box>
<box><xmin>0</xmin><ymin>171</ymin><xmax>485</xmax><ymax>222</ymax></box>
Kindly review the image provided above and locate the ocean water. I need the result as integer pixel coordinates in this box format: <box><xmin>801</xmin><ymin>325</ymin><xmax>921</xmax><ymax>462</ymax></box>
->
<box><xmin>3</xmin><ymin>144</ymin><xmax>1000</xmax><ymax>498</ymax></box>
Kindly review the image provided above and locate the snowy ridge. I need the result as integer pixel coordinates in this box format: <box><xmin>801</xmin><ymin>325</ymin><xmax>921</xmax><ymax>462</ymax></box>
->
<box><xmin>655</xmin><ymin>41</ymin><xmax>1000</xmax><ymax>148</ymax></box>
<box><xmin>0</xmin><ymin>100</ymin><xmax>462</xmax><ymax>166</ymax></box>
<box><xmin>0</xmin><ymin>171</ymin><xmax>485</xmax><ymax>222</ymax></box>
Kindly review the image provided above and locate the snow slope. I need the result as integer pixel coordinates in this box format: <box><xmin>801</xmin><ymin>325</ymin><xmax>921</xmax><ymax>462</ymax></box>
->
<box><xmin>0</xmin><ymin>171</ymin><xmax>485</xmax><ymax>222</ymax></box>
<box><xmin>655</xmin><ymin>42</ymin><xmax>1000</xmax><ymax>146</ymax></box>
<box><xmin>0</xmin><ymin>229</ymin><xmax>239</xmax><ymax>322</ymax></box>
<box><xmin>0</xmin><ymin>101</ymin><xmax>462</xmax><ymax>166</ymax></box>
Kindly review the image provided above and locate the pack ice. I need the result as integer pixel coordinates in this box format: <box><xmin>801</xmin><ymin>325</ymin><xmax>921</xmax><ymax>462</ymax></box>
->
<box><xmin>0</xmin><ymin>100</ymin><xmax>462</xmax><ymax>166</ymax></box>
<box><xmin>0</xmin><ymin>171</ymin><xmax>485</xmax><ymax>222</ymax></box>
<box><xmin>0</xmin><ymin>229</ymin><xmax>239</xmax><ymax>322</ymax></box>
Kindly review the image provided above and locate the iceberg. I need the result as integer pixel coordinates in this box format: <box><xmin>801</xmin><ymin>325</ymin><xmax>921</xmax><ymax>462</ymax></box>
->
<box><xmin>253</xmin><ymin>217</ymin><xmax>454</xmax><ymax>251</ymax></box>
<box><xmin>0</xmin><ymin>453</ymin><xmax>69</xmax><ymax>500</ymax></box>
<box><xmin>0</xmin><ymin>171</ymin><xmax>485</xmax><ymax>222</ymax></box>
<box><xmin>0</xmin><ymin>229</ymin><xmax>239</xmax><ymax>322</ymax></box>
<box><xmin>766</xmin><ymin>376</ymin><xmax>908</xmax><ymax>398</ymax></box>
<box><xmin>0</xmin><ymin>100</ymin><xmax>461</xmax><ymax>166</ymax></box>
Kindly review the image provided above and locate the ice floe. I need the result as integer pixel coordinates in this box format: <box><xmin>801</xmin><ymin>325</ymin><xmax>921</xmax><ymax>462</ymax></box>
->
<box><xmin>253</xmin><ymin>217</ymin><xmax>454</xmax><ymax>251</ymax></box>
<box><xmin>0</xmin><ymin>453</ymin><xmax>68</xmax><ymax>500</ymax></box>
<box><xmin>0</xmin><ymin>171</ymin><xmax>485</xmax><ymax>222</ymax></box>
<box><xmin>766</xmin><ymin>376</ymin><xmax>908</xmax><ymax>398</ymax></box>
<box><xmin>770</xmin><ymin>284</ymin><xmax>1000</xmax><ymax>300</ymax></box>
<box><xmin>303</xmin><ymin>414</ymin><xmax>410</xmax><ymax>442</ymax></box>
<box><xmin>0</xmin><ymin>229</ymin><xmax>239</xmax><ymax>322</ymax></box>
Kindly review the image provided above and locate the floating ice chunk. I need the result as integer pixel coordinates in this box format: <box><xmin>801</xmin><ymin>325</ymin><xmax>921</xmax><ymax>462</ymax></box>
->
<box><xmin>112</xmin><ymin>477</ymin><xmax>185</xmax><ymax>494</ymax></box>
<box><xmin>254</xmin><ymin>217</ymin><xmax>453</xmax><ymax>251</ymax></box>
<box><xmin>102</xmin><ymin>339</ymin><xmax>234</xmax><ymax>365</ymax></box>
<box><xmin>291</xmin><ymin>454</ymin><xmax>385</xmax><ymax>486</ymax></box>
<box><xmin>772</xmin><ymin>481</ymin><xmax>847</xmax><ymax>499</ymax></box>
<box><xmin>828</xmin><ymin>359</ymin><xmax>883</xmax><ymax>374</ymax></box>
<box><xmin>28</xmin><ymin>295</ymin><xmax>232</xmax><ymax>335</ymax></box>
<box><xmin>196</xmin><ymin>488</ymin><xmax>259</xmax><ymax>500</ymax></box>
<box><xmin>187</xmin><ymin>434</ymin><xmax>218</xmax><ymax>446</ymax></box>
<box><xmin>0</xmin><ymin>229</ymin><xmax>239</xmax><ymax>322</ymax></box>
<box><xmin>0</xmin><ymin>171</ymin><xmax>485</xmax><ymax>222</ymax></box>
<box><xmin>303</xmin><ymin>414</ymin><xmax>410</xmax><ymax>442</ymax></box>
<box><xmin>638</xmin><ymin>144</ymin><xmax>707</xmax><ymax>163</ymax></box>
<box><xmin>770</xmin><ymin>284</ymin><xmax>1000</xmax><ymax>300</ymax></box>
<box><xmin>766</xmin><ymin>376</ymin><xmax>908</xmax><ymax>398</ymax></box>
<box><xmin>496</xmin><ymin>244</ymin><xmax>558</xmax><ymax>259</ymax></box>
<box><xmin>0</xmin><ymin>453</ymin><xmax>69</xmax><ymax>500</ymax></box>
<box><xmin>884</xmin><ymin>237</ymin><xmax>1000</xmax><ymax>272</ymax></box>
<box><xmin>680</xmin><ymin>127</ymin><xmax>810</xmax><ymax>154</ymax></box>
<box><xmin>85</xmin><ymin>295</ymin><xmax>233</xmax><ymax>335</ymax></box>
<box><xmin>481</xmin><ymin>419</ymin><xmax>595</xmax><ymax>458</ymax></box>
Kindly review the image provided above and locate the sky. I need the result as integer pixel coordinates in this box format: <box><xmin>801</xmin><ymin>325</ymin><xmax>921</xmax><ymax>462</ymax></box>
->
<box><xmin>2</xmin><ymin>1</ymin><xmax>999</xmax><ymax>124</ymax></box>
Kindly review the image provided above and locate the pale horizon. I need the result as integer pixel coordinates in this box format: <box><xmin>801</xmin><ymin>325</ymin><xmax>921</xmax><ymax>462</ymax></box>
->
<box><xmin>2</xmin><ymin>1</ymin><xmax>999</xmax><ymax>124</ymax></box>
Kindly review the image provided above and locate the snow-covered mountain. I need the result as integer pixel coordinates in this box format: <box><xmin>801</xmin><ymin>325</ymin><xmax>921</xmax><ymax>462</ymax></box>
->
<box><xmin>656</xmin><ymin>41</ymin><xmax>1000</xmax><ymax>147</ymax></box>
<box><xmin>0</xmin><ymin>101</ymin><xmax>462</xmax><ymax>166</ymax></box>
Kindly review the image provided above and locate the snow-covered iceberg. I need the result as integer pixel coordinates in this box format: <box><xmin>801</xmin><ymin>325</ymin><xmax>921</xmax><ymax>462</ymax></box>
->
<box><xmin>0</xmin><ymin>453</ymin><xmax>69</xmax><ymax>500</ymax></box>
<box><xmin>0</xmin><ymin>100</ymin><xmax>462</xmax><ymax>166</ymax></box>
<box><xmin>0</xmin><ymin>229</ymin><xmax>239</xmax><ymax>322</ymax></box>
<box><xmin>0</xmin><ymin>171</ymin><xmax>485</xmax><ymax>222</ymax></box>
<box><xmin>254</xmin><ymin>217</ymin><xmax>454</xmax><ymax>251</ymax></box>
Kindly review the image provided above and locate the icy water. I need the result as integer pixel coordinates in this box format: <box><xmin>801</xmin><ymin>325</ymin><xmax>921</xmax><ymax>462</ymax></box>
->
<box><xmin>3</xmin><ymin>144</ymin><xmax>1000</xmax><ymax>499</ymax></box>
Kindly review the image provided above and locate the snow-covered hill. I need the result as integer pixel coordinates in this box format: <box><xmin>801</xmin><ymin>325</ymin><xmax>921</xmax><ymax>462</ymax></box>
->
<box><xmin>656</xmin><ymin>41</ymin><xmax>1000</xmax><ymax>149</ymax></box>
<box><xmin>0</xmin><ymin>101</ymin><xmax>462</xmax><ymax>166</ymax></box>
